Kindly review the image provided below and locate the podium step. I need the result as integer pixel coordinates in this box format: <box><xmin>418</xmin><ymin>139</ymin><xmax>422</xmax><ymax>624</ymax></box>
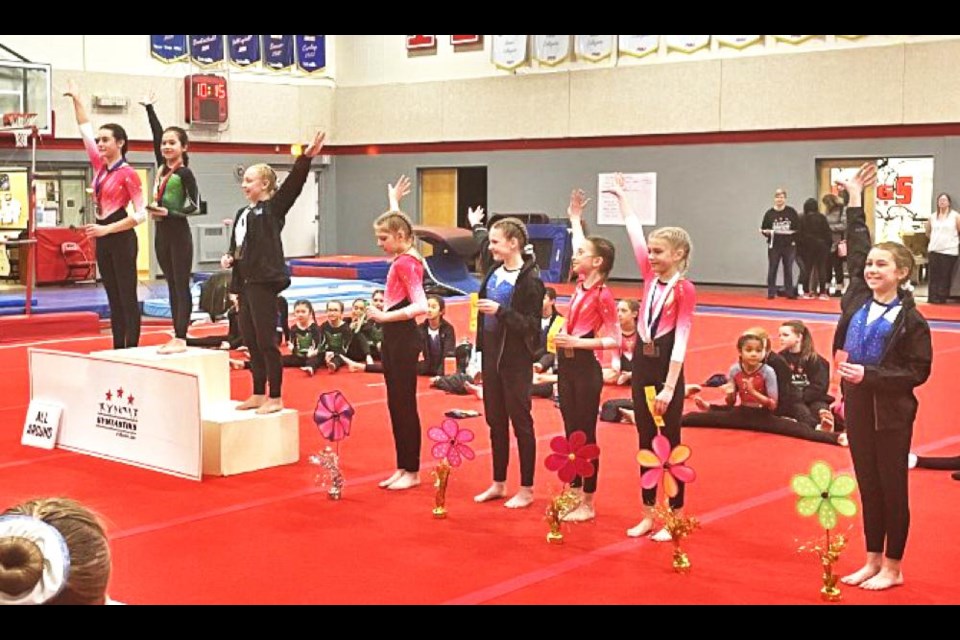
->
<box><xmin>202</xmin><ymin>401</ymin><xmax>300</xmax><ymax>477</ymax></box>
<box><xmin>91</xmin><ymin>346</ymin><xmax>230</xmax><ymax>409</ymax></box>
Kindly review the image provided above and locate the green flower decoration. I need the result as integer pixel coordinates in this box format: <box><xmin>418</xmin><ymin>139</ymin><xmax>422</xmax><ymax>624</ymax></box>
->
<box><xmin>791</xmin><ymin>461</ymin><xmax>858</xmax><ymax>530</ymax></box>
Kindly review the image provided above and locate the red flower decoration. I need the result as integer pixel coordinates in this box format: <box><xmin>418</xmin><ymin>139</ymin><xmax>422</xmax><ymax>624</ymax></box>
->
<box><xmin>544</xmin><ymin>431</ymin><xmax>600</xmax><ymax>484</ymax></box>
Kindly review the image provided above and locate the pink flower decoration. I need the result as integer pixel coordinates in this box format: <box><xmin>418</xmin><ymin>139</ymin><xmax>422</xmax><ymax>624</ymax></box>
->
<box><xmin>428</xmin><ymin>418</ymin><xmax>475</xmax><ymax>467</ymax></box>
<box><xmin>544</xmin><ymin>431</ymin><xmax>600</xmax><ymax>484</ymax></box>
<box><xmin>313</xmin><ymin>390</ymin><xmax>354</xmax><ymax>442</ymax></box>
<box><xmin>636</xmin><ymin>434</ymin><xmax>696</xmax><ymax>498</ymax></box>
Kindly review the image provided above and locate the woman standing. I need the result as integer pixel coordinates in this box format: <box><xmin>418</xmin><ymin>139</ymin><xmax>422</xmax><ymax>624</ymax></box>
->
<box><xmin>925</xmin><ymin>192</ymin><xmax>960</xmax><ymax>304</ymax></box>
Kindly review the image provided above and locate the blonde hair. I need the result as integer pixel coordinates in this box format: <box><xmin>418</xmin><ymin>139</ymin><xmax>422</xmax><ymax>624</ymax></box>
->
<box><xmin>374</xmin><ymin>210</ymin><xmax>415</xmax><ymax>241</ymax></box>
<box><xmin>649</xmin><ymin>226</ymin><xmax>693</xmax><ymax>273</ymax></box>
<box><xmin>246</xmin><ymin>163</ymin><xmax>278</xmax><ymax>197</ymax></box>
<box><xmin>2</xmin><ymin>498</ymin><xmax>111</xmax><ymax>605</ymax></box>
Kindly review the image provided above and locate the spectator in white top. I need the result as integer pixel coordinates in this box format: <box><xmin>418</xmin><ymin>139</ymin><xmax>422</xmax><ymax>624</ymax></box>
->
<box><xmin>924</xmin><ymin>192</ymin><xmax>960</xmax><ymax>304</ymax></box>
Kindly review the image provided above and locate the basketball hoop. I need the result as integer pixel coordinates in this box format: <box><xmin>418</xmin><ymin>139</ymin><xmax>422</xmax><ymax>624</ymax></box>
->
<box><xmin>2</xmin><ymin>112</ymin><xmax>38</xmax><ymax>148</ymax></box>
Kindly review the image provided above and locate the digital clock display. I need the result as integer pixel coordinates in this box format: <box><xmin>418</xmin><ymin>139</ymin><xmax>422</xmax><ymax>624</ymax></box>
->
<box><xmin>184</xmin><ymin>74</ymin><xmax>228</xmax><ymax>124</ymax></box>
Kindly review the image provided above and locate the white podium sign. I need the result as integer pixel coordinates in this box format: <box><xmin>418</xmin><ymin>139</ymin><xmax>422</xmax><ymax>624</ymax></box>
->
<box><xmin>28</xmin><ymin>349</ymin><xmax>203</xmax><ymax>481</ymax></box>
<box><xmin>22</xmin><ymin>400</ymin><xmax>62</xmax><ymax>450</ymax></box>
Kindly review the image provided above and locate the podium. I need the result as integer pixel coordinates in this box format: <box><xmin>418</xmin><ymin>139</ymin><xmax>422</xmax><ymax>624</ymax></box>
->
<box><xmin>91</xmin><ymin>346</ymin><xmax>300</xmax><ymax>477</ymax></box>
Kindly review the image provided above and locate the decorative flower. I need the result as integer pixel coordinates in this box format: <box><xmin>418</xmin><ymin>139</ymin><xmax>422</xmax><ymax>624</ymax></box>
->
<box><xmin>545</xmin><ymin>431</ymin><xmax>600</xmax><ymax>484</ymax></box>
<box><xmin>636</xmin><ymin>434</ymin><xmax>696</xmax><ymax>498</ymax></box>
<box><xmin>427</xmin><ymin>418</ymin><xmax>475</xmax><ymax>467</ymax></box>
<box><xmin>313</xmin><ymin>391</ymin><xmax>354</xmax><ymax>442</ymax></box>
<box><xmin>791</xmin><ymin>461</ymin><xmax>857</xmax><ymax>530</ymax></box>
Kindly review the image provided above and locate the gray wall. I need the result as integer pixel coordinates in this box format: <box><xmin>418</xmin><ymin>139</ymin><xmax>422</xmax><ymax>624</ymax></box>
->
<box><xmin>12</xmin><ymin>132</ymin><xmax>960</xmax><ymax>286</ymax></box>
<box><xmin>331</xmin><ymin>136</ymin><xmax>960</xmax><ymax>285</ymax></box>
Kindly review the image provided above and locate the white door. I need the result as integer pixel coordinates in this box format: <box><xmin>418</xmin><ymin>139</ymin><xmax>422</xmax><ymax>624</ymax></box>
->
<box><xmin>277</xmin><ymin>169</ymin><xmax>319</xmax><ymax>257</ymax></box>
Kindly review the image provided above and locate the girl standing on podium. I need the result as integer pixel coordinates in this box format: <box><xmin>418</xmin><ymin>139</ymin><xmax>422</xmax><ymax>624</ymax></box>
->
<box><xmin>64</xmin><ymin>80</ymin><xmax>146</xmax><ymax>350</ymax></box>
<box><xmin>221</xmin><ymin>131</ymin><xmax>326</xmax><ymax>415</ymax></box>
<box><xmin>140</xmin><ymin>91</ymin><xmax>201</xmax><ymax>354</ymax></box>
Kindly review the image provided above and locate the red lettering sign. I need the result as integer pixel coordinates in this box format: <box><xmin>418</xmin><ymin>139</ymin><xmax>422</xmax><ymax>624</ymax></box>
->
<box><xmin>406</xmin><ymin>35</ymin><xmax>437</xmax><ymax>50</ymax></box>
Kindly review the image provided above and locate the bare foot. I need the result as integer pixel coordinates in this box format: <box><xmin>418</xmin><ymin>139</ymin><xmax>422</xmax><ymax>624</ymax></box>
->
<box><xmin>562</xmin><ymin>502</ymin><xmax>596</xmax><ymax>522</ymax></box>
<box><xmin>386</xmin><ymin>472</ymin><xmax>420</xmax><ymax>491</ymax></box>
<box><xmin>347</xmin><ymin>362</ymin><xmax>365</xmax><ymax>373</ymax></box>
<box><xmin>651</xmin><ymin>527</ymin><xmax>673</xmax><ymax>543</ymax></box>
<box><xmin>841</xmin><ymin>563</ymin><xmax>882</xmax><ymax>586</ymax></box>
<box><xmin>229</xmin><ymin>359</ymin><xmax>247</xmax><ymax>370</ymax></box>
<box><xmin>300</xmin><ymin>366</ymin><xmax>315</xmax><ymax>377</ymax></box>
<box><xmin>157</xmin><ymin>337</ymin><xmax>187</xmax><ymax>355</ymax></box>
<box><xmin>838</xmin><ymin>432</ymin><xmax>849</xmax><ymax>447</ymax></box>
<box><xmin>256</xmin><ymin>398</ymin><xmax>283</xmax><ymax>415</ymax></box>
<box><xmin>465</xmin><ymin>382</ymin><xmax>484</xmax><ymax>400</ymax></box>
<box><xmin>379</xmin><ymin>469</ymin><xmax>404</xmax><ymax>488</ymax></box>
<box><xmin>504</xmin><ymin>487</ymin><xmax>534</xmax><ymax>509</ymax></box>
<box><xmin>619</xmin><ymin>407</ymin><xmax>636</xmax><ymax>424</ymax></box>
<box><xmin>236</xmin><ymin>395</ymin><xmax>266</xmax><ymax>411</ymax></box>
<box><xmin>626</xmin><ymin>517</ymin><xmax>655</xmax><ymax>538</ymax></box>
<box><xmin>474</xmin><ymin>483</ymin><xmax>506</xmax><ymax>503</ymax></box>
<box><xmin>860</xmin><ymin>568</ymin><xmax>904</xmax><ymax>591</ymax></box>
<box><xmin>684</xmin><ymin>384</ymin><xmax>702</xmax><ymax>398</ymax></box>
<box><xmin>694</xmin><ymin>396</ymin><xmax>710</xmax><ymax>411</ymax></box>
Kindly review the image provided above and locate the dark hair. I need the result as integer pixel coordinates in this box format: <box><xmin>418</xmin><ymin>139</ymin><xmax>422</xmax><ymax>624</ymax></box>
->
<box><xmin>100</xmin><ymin>123</ymin><xmax>129</xmax><ymax>159</ymax></box>
<box><xmin>586</xmin><ymin>236</ymin><xmax>616</xmax><ymax>279</ymax></box>
<box><xmin>163</xmin><ymin>126</ymin><xmax>190</xmax><ymax>166</ymax></box>
<box><xmin>326</xmin><ymin>300</ymin><xmax>344</xmax><ymax>313</ymax></box>
<box><xmin>544</xmin><ymin>287</ymin><xmax>558</xmax><ymax>301</ymax></box>
<box><xmin>822</xmin><ymin>193</ymin><xmax>844</xmax><ymax>212</ymax></box>
<box><xmin>803</xmin><ymin>198</ymin><xmax>819</xmax><ymax>215</ymax></box>
<box><xmin>372</xmin><ymin>289</ymin><xmax>384</xmax><ymax>298</ymax></box>
<box><xmin>427</xmin><ymin>294</ymin><xmax>446</xmax><ymax>313</ymax></box>
<box><xmin>780</xmin><ymin>319</ymin><xmax>817</xmax><ymax>365</ymax></box>
<box><xmin>936</xmin><ymin>192</ymin><xmax>953</xmax><ymax>213</ymax></box>
<box><xmin>294</xmin><ymin>299</ymin><xmax>317</xmax><ymax>323</ymax></box>
<box><xmin>620</xmin><ymin>298</ymin><xmax>640</xmax><ymax>315</ymax></box>
<box><xmin>737</xmin><ymin>333</ymin><xmax>765</xmax><ymax>352</ymax></box>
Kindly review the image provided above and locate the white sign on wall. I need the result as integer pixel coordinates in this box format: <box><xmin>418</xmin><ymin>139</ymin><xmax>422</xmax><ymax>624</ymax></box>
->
<box><xmin>28</xmin><ymin>349</ymin><xmax>203</xmax><ymax>481</ymax></box>
<box><xmin>597</xmin><ymin>172</ymin><xmax>657</xmax><ymax>226</ymax></box>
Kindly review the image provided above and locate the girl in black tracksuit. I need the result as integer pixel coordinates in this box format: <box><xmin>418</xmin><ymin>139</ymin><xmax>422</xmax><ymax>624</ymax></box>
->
<box><xmin>834</xmin><ymin>164</ymin><xmax>932</xmax><ymax>592</ymax></box>
<box><xmin>777</xmin><ymin>319</ymin><xmax>835</xmax><ymax>431</ymax></box>
<box><xmin>416</xmin><ymin>295</ymin><xmax>457</xmax><ymax>376</ymax></box>
<box><xmin>222</xmin><ymin>131</ymin><xmax>325</xmax><ymax>415</ymax></box>
<box><xmin>473</xmin><ymin>218</ymin><xmax>545</xmax><ymax>510</ymax></box>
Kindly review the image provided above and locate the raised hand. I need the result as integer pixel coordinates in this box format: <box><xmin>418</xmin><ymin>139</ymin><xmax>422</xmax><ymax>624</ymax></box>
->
<box><xmin>139</xmin><ymin>90</ymin><xmax>158</xmax><ymax>107</ymax></box>
<box><xmin>388</xmin><ymin>175</ymin><xmax>412</xmax><ymax>210</ymax></box>
<box><xmin>304</xmin><ymin>131</ymin><xmax>327</xmax><ymax>158</ymax></box>
<box><xmin>567</xmin><ymin>188</ymin><xmax>590</xmax><ymax>219</ymax></box>
<box><xmin>63</xmin><ymin>79</ymin><xmax>80</xmax><ymax>100</ymax></box>
<box><xmin>602</xmin><ymin>172</ymin><xmax>627</xmax><ymax>199</ymax></box>
<box><xmin>467</xmin><ymin>205</ymin><xmax>485</xmax><ymax>227</ymax></box>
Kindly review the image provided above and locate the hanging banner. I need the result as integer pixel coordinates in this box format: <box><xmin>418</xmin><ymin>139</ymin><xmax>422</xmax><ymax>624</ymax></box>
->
<box><xmin>619</xmin><ymin>35</ymin><xmax>659</xmax><ymax>58</ymax></box>
<box><xmin>406</xmin><ymin>35</ymin><xmax>437</xmax><ymax>51</ymax></box>
<box><xmin>263</xmin><ymin>35</ymin><xmax>295</xmax><ymax>70</ymax></box>
<box><xmin>773</xmin><ymin>35</ymin><xmax>818</xmax><ymax>44</ymax></box>
<box><xmin>297</xmin><ymin>35</ymin><xmax>326</xmax><ymax>73</ymax></box>
<box><xmin>491</xmin><ymin>35</ymin><xmax>528</xmax><ymax>70</ymax></box>
<box><xmin>150</xmin><ymin>35</ymin><xmax>187</xmax><ymax>62</ymax></box>
<box><xmin>190</xmin><ymin>35</ymin><xmax>224</xmax><ymax>67</ymax></box>
<box><xmin>665</xmin><ymin>35</ymin><xmax>710</xmax><ymax>54</ymax></box>
<box><xmin>451</xmin><ymin>35</ymin><xmax>482</xmax><ymax>46</ymax></box>
<box><xmin>575</xmin><ymin>35</ymin><xmax>614</xmax><ymax>62</ymax></box>
<box><xmin>715</xmin><ymin>35</ymin><xmax>762</xmax><ymax>50</ymax></box>
<box><xmin>534</xmin><ymin>35</ymin><xmax>571</xmax><ymax>66</ymax></box>
<box><xmin>228</xmin><ymin>35</ymin><xmax>261</xmax><ymax>68</ymax></box>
